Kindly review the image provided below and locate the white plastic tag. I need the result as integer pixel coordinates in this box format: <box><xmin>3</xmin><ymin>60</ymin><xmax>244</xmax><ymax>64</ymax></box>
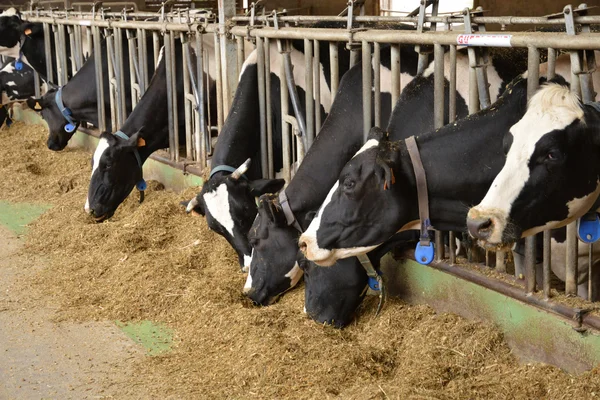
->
<box><xmin>456</xmin><ymin>34</ymin><xmax>512</xmax><ymax>47</ymax></box>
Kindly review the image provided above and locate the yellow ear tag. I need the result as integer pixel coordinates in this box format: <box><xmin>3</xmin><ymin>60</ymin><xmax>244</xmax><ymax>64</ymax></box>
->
<box><xmin>137</xmin><ymin>137</ymin><xmax>146</xmax><ymax>147</ymax></box>
<box><xmin>34</xmin><ymin>101</ymin><xmax>42</xmax><ymax>111</ymax></box>
<box><xmin>24</xmin><ymin>28</ymin><xmax>32</xmax><ymax>36</ymax></box>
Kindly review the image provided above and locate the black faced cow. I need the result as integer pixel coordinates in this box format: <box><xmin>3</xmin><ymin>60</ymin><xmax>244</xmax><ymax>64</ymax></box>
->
<box><xmin>184</xmin><ymin>40</ymin><xmax>352</xmax><ymax>270</ymax></box>
<box><xmin>467</xmin><ymin>82</ymin><xmax>600</xmax><ymax>248</ymax></box>
<box><xmin>246</xmin><ymin>46</ymin><xmax>528</xmax><ymax>307</ymax></box>
<box><xmin>298</xmin><ymin>74</ymin><xmax>535</xmax><ymax>267</ymax></box>
<box><xmin>85</xmin><ymin>44</ymin><xmax>216</xmax><ymax>221</ymax></box>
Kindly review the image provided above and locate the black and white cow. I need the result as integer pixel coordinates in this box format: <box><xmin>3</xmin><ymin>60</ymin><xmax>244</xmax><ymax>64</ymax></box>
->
<box><xmin>0</xmin><ymin>58</ymin><xmax>35</xmax><ymax>127</ymax></box>
<box><xmin>85</xmin><ymin>44</ymin><xmax>215</xmax><ymax>221</ymax></box>
<box><xmin>26</xmin><ymin>37</ymin><xmax>154</xmax><ymax>151</ymax></box>
<box><xmin>185</xmin><ymin>40</ymin><xmax>352</xmax><ymax>270</ymax></box>
<box><xmin>298</xmin><ymin>74</ymin><xmax>535</xmax><ymax>266</ymax></box>
<box><xmin>246</xmin><ymin>46</ymin><xmax>528</xmax><ymax>306</ymax></box>
<box><xmin>467</xmin><ymin>81</ymin><xmax>600</xmax><ymax>248</ymax></box>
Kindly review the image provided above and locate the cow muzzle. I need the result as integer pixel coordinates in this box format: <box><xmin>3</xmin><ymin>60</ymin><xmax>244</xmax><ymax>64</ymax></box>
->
<box><xmin>298</xmin><ymin>234</ymin><xmax>337</xmax><ymax>267</ymax></box>
<box><xmin>466</xmin><ymin>207</ymin><xmax>508</xmax><ymax>248</ymax></box>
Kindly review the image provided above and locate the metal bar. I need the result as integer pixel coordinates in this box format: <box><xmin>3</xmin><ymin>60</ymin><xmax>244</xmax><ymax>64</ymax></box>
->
<box><xmin>566</xmin><ymin>222</ymin><xmax>579</xmax><ymax>296</ymax></box>
<box><xmin>362</xmin><ymin>40</ymin><xmax>371</xmax><ymax>142</ymax></box>
<box><xmin>280</xmin><ymin>52</ymin><xmax>291</xmax><ymax>184</ymax></box>
<box><xmin>182</xmin><ymin>34</ymin><xmax>193</xmax><ymax>161</ymax></box>
<box><xmin>433</xmin><ymin>42</ymin><xmax>445</xmax><ymax>263</ymax></box>
<box><xmin>170</xmin><ymin>32</ymin><xmax>179</xmax><ymax>162</ymax></box>
<box><xmin>547</xmin><ymin>48</ymin><xmax>557</xmax><ymax>80</ymax></box>
<box><xmin>329</xmin><ymin>42</ymin><xmax>339</xmax><ymax>103</ymax></box>
<box><xmin>256</xmin><ymin>37</ymin><xmax>268</xmax><ymax>178</ymax></box>
<box><xmin>236</xmin><ymin>36</ymin><xmax>245</xmax><ymax>80</ymax></box>
<box><xmin>93</xmin><ymin>26</ymin><xmax>106</xmax><ymax>132</ymax></box>
<box><xmin>448</xmin><ymin>44</ymin><xmax>457</xmax><ymax>123</ymax></box>
<box><xmin>164</xmin><ymin>31</ymin><xmax>176</xmax><ymax>161</ymax></box>
<box><xmin>589</xmin><ymin>243</ymin><xmax>594</xmax><ymax>301</ymax></box>
<box><xmin>52</xmin><ymin>25</ymin><xmax>62</xmax><ymax>85</ymax></box>
<box><xmin>196</xmin><ymin>33</ymin><xmax>207</xmax><ymax>167</ymax></box>
<box><xmin>265</xmin><ymin>38</ymin><xmax>273</xmax><ymax>179</ymax></box>
<box><xmin>373</xmin><ymin>42</ymin><xmax>381</xmax><ymax>128</ymax></box>
<box><xmin>43</xmin><ymin>23</ymin><xmax>53</xmax><ymax>82</ymax></box>
<box><xmin>304</xmin><ymin>39</ymin><xmax>315</xmax><ymax>148</ymax></box>
<box><xmin>153</xmin><ymin>31</ymin><xmax>160</xmax><ymax>70</ymax></box>
<box><xmin>106</xmin><ymin>31</ymin><xmax>118</xmax><ymax>131</ymax></box>
<box><xmin>449</xmin><ymin>231</ymin><xmax>456</xmax><ymax>265</ymax></box>
<box><xmin>228</xmin><ymin>27</ymin><xmax>600</xmax><ymax>51</ymax></box>
<box><xmin>214</xmin><ymin>32</ymin><xmax>224</xmax><ymax>132</ymax></box>
<box><xmin>115</xmin><ymin>27</ymin><xmax>127</xmax><ymax>126</ymax></box>
<box><xmin>218</xmin><ymin>0</ymin><xmax>238</xmax><ymax>113</ymax></box>
<box><xmin>390</xmin><ymin>44</ymin><xmax>400</xmax><ymax>107</ymax></box>
<box><xmin>68</xmin><ymin>25</ymin><xmax>77</xmax><ymax>75</ymax></box>
<box><xmin>138</xmin><ymin>28</ymin><xmax>148</xmax><ymax>94</ymax></box>
<box><xmin>314</xmin><ymin>39</ymin><xmax>322</xmax><ymax>132</ymax></box>
<box><xmin>543</xmin><ymin>231</ymin><xmax>551</xmax><ymax>299</ymax></box>
<box><xmin>128</xmin><ymin>30</ymin><xmax>140</xmax><ymax>108</ymax></box>
<box><xmin>33</xmin><ymin>70</ymin><xmax>41</xmax><ymax>97</ymax></box>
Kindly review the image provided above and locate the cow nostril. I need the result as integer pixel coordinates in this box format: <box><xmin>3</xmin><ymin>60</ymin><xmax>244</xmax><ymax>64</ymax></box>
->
<box><xmin>299</xmin><ymin>241</ymin><xmax>307</xmax><ymax>253</ymax></box>
<box><xmin>467</xmin><ymin>217</ymin><xmax>493</xmax><ymax>240</ymax></box>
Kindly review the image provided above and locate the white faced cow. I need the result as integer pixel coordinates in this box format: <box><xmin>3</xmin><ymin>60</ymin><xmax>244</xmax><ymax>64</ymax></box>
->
<box><xmin>467</xmin><ymin>82</ymin><xmax>600</xmax><ymax>248</ymax></box>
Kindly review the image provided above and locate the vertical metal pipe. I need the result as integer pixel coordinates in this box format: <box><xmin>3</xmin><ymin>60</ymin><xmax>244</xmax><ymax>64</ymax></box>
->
<box><xmin>164</xmin><ymin>31</ymin><xmax>176</xmax><ymax>160</ymax></box>
<box><xmin>256</xmin><ymin>38</ymin><xmax>268</xmax><ymax>178</ymax></box>
<box><xmin>236</xmin><ymin>36</ymin><xmax>245</xmax><ymax>80</ymax></box>
<box><xmin>33</xmin><ymin>70</ymin><xmax>41</xmax><ymax>97</ymax></box>
<box><xmin>566</xmin><ymin>222</ymin><xmax>579</xmax><ymax>296</ymax></box>
<box><xmin>106</xmin><ymin>31</ymin><xmax>118</xmax><ymax>131</ymax></box>
<box><xmin>52</xmin><ymin>26</ymin><xmax>62</xmax><ymax>85</ymax></box>
<box><xmin>468</xmin><ymin>65</ymin><xmax>479</xmax><ymax>114</ymax></box>
<box><xmin>350</xmin><ymin>49</ymin><xmax>359</xmax><ymax>68</ymax></box>
<box><xmin>280</xmin><ymin>52</ymin><xmax>291</xmax><ymax>184</ymax></box>
<box><xmin>329</xmin><ymin>42</ymin><xmax>339</xmax><ymax>103</ymax></box>
<box><xmin>524</xmin><ymin>45</ymin><xmax>540</xmax><ymax>292</ymax></box>
<box><xmin>153</xmin><ymin>31</ymin><xmax>160</xmax><ymax>70</ymax></box>
<box><xmin>390</xmin><ymin>44</ymin><xmax>400</xmax><ymax>107</ymax></box>
<box><xmin>304</xmin><ymin>39</ymin><xmax>314</xmax><ymax>148</ymax></box>
<box><xmin>434</xmin><ymin>43</ymin><xmax>445</xmax><ymax>262</ymax></box>
<box><xmin>264</xmin><ymin>38</ymin><xmax>274</xmax><ymax>179</ymax></box>
<box><xmin>218</xmin><ymin>0</ymin><xmax>238</xmax><ymax>112</ymax></box>
<box><xmin>547</xmin><ymin>48</ymin><xmax>557</xmax><ymax>80</ymax></box>
<box><xmin>543</xmin><ymin>231</ymin><xmax>551</xmax><ymax>299</ymax></box>
<box><xmin>589</xmin><ymin>243</ymin><xmax>594</xmax><ymax>301</ymax></box>
<box><xmin>196</xmin><ymin>33</ymin><xmax>207</xmax><ymax>167</ymax></box>
<box><xmin>170</xmin><ymin>32</ymin><xmax>180</xmax><ymax>161</ymax></box>
<box><xmin>183</xmin><ymin>36</ymin><xmax>193</xmax><ymax>161</ymax></box>
<box><xmin>314</xmin><ymin>40</ymin><xmax>322</xmax><ymax>132</ymax></box>
<box><xmin>138</xmin><ymin>28</ymin><xmax>148</xmax><ymax>94</ymax></box>
<box><xmin>449</xmin><ymin>45</ymin><xmax>457</xmax><ymax>123</ymax></box>
<box><xmin>43</xmin><ymin>23</ymin><xmax>53</xmax><ymax>83</ymax></box>
<box><xmin>361</xmin><ymin>40</ymin><xmax>371</xmax><ymax>142</ymax></box>
<box><xmin>93</xmin><ymin>26</ymin><xmax>106</xmax><ymax>132</ymax></box>
<box><xmin>128</xmin><ymin>31</ymin><xmax>139</xmax><ymax>108</ymax></box>
<box><xmin>449</xmin><ymin>231</ymin><xmax>456</xmax><ymax>264</ymax></box>
<box><xmin>68</xmin><ymin>26</ymin><xmax>77</xmax><ymax>75</ymax></box>
<box><xmin>214</xmin><ymin>33</ymin><xmax>224</xmax><ymax>132</ymax></box>
<box><xmin>373</xmin><ymin>42</ymin><xmax>381</xmax><ymax>128</ymax></box>
<box><xmin>115</xmin><ymin>28</ymin><xmax>127</xmax><ymax>125</ymax></box>
<box><xmin>496</xmin><ymin>251</ymin><xmax>506</xmax><ymax>273</ymax></box>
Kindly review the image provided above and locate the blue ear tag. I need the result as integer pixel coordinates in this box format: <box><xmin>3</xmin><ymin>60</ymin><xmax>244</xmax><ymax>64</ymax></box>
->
<box><xmin>64</xmin><ymin>123</ymin><xmax>76</xmax><ymax>133</ymax></box>
<box><xmin>14</xmin><ymin>60</ymin><xmax>23</xmax><ymax>71</ymax></box>
<box><xmin>577</xmin><ymin>213</ymin><xmax>600</xmax><ymax>243</ymax></box>
<box><xmin>415</xmin><ymin>241</ymin><xmax>435</xmax><ymax>265</ymax></box>
<box><xmin>136</xmin><ymin>179</ymin><xmax>147</xmax><ymax>191</ymax></box>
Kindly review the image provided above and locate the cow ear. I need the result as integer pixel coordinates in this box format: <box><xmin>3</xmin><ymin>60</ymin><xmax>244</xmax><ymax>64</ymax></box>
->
<box><xmin>21</xmin><ymin>22</ymin><xmax>42</xmax><ymax>37</ymax></box>
<box><xmin>119</xmin><ymin>129</ymin><xmax>145</xmax><ymax>150</ymax></box>
<box><xmin>26</xmin><ymin>97</ymin><xmax>44</xmax><ymax>111</ymax></box>
<box><xmin>248</xmin><ymin>179</ymin><xmax>285</xmax><ymax>197</ymax></box>
<box><xmin>367</xmin><ymin>126</ymin><xmax>387</xmax><ymax>142</ymax></box>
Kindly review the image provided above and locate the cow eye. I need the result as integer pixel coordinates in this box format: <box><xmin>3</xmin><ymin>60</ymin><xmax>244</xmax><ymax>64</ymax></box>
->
<box><xmin>343</xmin><ymin>179</ymin><xmax>355</xmax><ymax>191</ymax></box>
<box><xmin>546</xmin><ymin>149</ymin><xmax>562</xmax><ymax>162</ymax></box>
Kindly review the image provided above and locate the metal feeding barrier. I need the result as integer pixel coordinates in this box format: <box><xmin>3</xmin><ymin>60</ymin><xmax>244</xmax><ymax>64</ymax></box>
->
<box><xmin>20</xmin><ymin>0</ymin><xmax>600</xmax><ymax>330</ymax></box>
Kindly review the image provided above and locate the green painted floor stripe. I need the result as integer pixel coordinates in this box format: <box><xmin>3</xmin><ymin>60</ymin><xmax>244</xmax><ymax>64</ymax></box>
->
<box><xmin>0</xmin><ymin>201</ymin><xmax>52</xmax><ymax>236</ymax></box>
<box><xmin>115</xmin><ymin>320</ymin><xmax>173</xmax><ymax>356</ymax></box>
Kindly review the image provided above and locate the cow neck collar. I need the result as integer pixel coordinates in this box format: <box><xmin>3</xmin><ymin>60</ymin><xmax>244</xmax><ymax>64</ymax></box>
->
<box><xmin>114</xmin><ymin>130</ymin><xmax>147</xmax><ymax>203</ymax></box>
<box><xmin>209</xmin><ymin>165</ymin><xmax>248</xmax><ymax>180</ymax></box>
<box><xmin>54</xmin><ymin>87</ymin><xmax>79</xmax><ymax>133</ymax></box>
<box><xmin>278</xmin><ymin>190</ymin><xmax>303</xmax><ymax>232</ymax></box>
<box><xmin>405</xmin><ymin>136</ymin><xmax>435</xmax><ymax>264</ymax></box>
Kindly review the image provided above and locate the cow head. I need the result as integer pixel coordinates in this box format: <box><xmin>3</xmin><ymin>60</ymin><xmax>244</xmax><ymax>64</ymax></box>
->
<box><xmin>243</xmin><ymin>193</ymin><xmax>305</xmax><ymax>305</ymax></box>
<box><xmin>302</xmin><ymin>256</ymin><xmax>368</xmax><ymax>328</ymax></box>
<box><xmin>467</xmin><ymin>82</ymin><xmax>600</xmax><ymax>248</ymax></box>
<box><xmin>0</xmin><ymin>8</ymin><xmax>22</xmax><ymax>57</ymax></box>
<box><xmin>299</xmin><ymin>127</ymin><xmax>411</xmax><ymax>266</ymax></box>
<box><xmin>186</xmin><ymin>160</ymin><xmax>285</xmax><ymax>270</ymax></box>
<box><xmin>85</xmin><ymin>131</ymin><xmax>145</xmax><ymax>222</ymax></box>
<box><xmin>27</xmin><ymin>90</ymin><xmax>77</xmax><ymax>151</ymax></box>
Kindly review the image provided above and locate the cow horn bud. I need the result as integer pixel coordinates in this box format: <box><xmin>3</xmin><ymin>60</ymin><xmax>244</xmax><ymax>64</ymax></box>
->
<box><xmin>231</xmin><ymin>158</ymin><xmax>251</xmax><ymax>180</ymax></box>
